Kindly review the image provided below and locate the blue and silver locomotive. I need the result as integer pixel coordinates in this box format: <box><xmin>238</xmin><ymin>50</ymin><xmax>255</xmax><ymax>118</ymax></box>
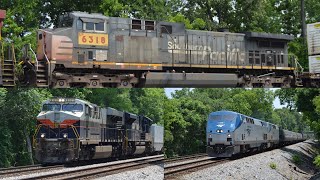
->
<box><xmin>206</xmin><ymin>111</ymin><xmax>306</xmax><ymax>157</ymax></box>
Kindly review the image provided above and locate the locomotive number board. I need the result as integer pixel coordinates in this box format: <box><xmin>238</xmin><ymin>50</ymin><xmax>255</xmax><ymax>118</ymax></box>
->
<box><xmin>78</xmin><ymin>33</ymin><xmax>109</xmax><ymax>46</ymax></box>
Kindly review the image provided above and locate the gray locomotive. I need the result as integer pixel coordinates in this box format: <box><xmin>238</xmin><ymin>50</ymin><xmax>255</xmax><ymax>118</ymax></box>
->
<box><xmin>33</xmin><ymin>98</ymin><xmax>164</xmax><ymax>164</ymax></box>
<box><xmin>206</xmin><ymin>111</ymin><xmax>307</xmax><ymax>157</ymax></box>
<box><xmin>16</xmin><ymin>11</ymin><xmax>298</xmax><ymax>88</ymax></box>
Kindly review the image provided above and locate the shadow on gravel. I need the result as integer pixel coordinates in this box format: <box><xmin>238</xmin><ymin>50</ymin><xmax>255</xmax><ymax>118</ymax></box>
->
<box><xmin>280</xmin><ymin>141</ymin><xmax>318</xmax><ymax>177</ymax></box>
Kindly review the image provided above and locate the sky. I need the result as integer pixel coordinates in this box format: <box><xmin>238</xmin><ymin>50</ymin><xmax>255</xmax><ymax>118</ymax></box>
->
<box><xmin>164</xmin><ymin>88</ymin><xmax>286</xmax><ymax>109</ymax></box>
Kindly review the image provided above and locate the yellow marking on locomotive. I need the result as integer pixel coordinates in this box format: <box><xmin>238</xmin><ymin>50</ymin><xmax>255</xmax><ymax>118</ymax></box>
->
<box><xmin>70</xmin><ymin>61</ymin><xmax>295</xmax><ymax>71</ymax></box>
<box><xmin>71</xmin><ymin>61</ymin><xmax>163</xmax><ymax>67</ymax></box>
<box><xmin>54</xmin><ymin>122</ymin><xmax>59</xmax><ymax>128</ymax></box>
<box><xmin>78</xmin><ymin>33</ymin><xmax>108</xmax><ymax>46</ymax></box>
<box><xmin>314</xmin><ymin>24</ymin><xmax>320</xmax><ymax>29</ymax></box>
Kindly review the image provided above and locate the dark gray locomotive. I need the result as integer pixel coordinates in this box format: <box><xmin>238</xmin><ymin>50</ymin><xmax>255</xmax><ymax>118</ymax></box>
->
<box><xmin>33</xmin><ymin>98</ymin><xmax>164</xmax><ymax>164</ymax></box>
<box><xmin>19</xmin><ymin>11</ymin><xmax>297</xmax><ymax>88</ymax></box>
<box><xmin>206</xmin><ymin>111</ymin><xmax>307</xmax><ymax>157</ymax></box>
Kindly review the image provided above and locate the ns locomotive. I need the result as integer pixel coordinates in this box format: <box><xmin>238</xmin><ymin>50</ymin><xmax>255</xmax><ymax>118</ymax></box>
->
<box><xmin>7</xmin><ymin>11</ymin><xmax>304</xmax><ymax>88</ymax></box>
<box><xmin>33</xmin><ymin>98</ymin><xmax>164</xmax><ymax>164</ymax></box>
<box><xmin>206</xmin><ymin>111</ymin><xmax>306</xmax><ymax>157</ymax></box>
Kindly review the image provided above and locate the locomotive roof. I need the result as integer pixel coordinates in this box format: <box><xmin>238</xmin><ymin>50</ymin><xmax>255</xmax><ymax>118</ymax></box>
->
<box><xmin>245</xmin><ymin>32</ymin><xmax>294</xmax><ymax>41</ymax></box>
<box><xmin>210</xmin><ymin>110</ymin><xmax>278</xmax><ymax>127</ymax></box>
<box><xmin>70</xmin><ymin>11</ymin><xmax>108</xmax><ymax>20</ymax></box>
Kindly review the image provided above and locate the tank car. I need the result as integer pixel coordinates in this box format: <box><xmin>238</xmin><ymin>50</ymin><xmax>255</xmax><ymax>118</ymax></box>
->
<box><xmin>17</xmin><ymin>11</ymin><xmax>297</xmax><ymax>88</ymax></box>
<box><xmin>33</xmin><ymin>98</ymin><xmax>163</xmax><ymax>164</ymax></box>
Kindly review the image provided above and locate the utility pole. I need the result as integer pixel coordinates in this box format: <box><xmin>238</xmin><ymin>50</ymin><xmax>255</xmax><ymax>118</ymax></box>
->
<box><xmin>301</xmin><ymin>0</ymin><xmax>306</xmax><ymax>38</ymax></box>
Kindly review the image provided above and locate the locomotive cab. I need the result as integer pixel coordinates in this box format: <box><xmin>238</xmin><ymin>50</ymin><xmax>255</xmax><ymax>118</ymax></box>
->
<box><xmin>244</xmin><ymin>32</ymin><xmax>295</xmax><ymax>68</ymax></box>
<box><xmin>34</xmin><ymin>98</ymin><xmax>88</xmax><ymax>164</ymax></box>
<box><xmin>206</xmin><ymin>111</ymin><xmax>242</xmax><ymax>157</ymax></box>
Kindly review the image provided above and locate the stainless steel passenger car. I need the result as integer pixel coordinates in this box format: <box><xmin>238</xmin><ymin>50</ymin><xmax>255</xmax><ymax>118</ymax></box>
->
<box><xmin>33</xmin><ymin>98</ymin><xmax>164</xmax><ymax>164</ymax></box>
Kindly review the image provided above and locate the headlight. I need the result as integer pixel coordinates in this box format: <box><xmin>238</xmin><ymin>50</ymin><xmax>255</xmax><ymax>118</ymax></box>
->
<box><xmin>227</xmin><ymin>134</ymin><xmax>231</xmax><ymax>137</ymax></box>
<box><xmin>41</xmin><ymin>134</ymin><xmax>45</xmax><ymax>138</ymax></box>
<box><xmin>63</xmin><ymin>134</ymin><xmax>68</xmax><ymax>138</ymax></box>
<box><xmin>220</xmin><ymin>130</ymin><xmax>223</xmax><ymax>133</ymax></box>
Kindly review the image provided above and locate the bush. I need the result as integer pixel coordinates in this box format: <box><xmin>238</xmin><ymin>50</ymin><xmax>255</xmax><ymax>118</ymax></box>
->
<box><xmin>292</xmin><ymin>154</ymin><xmax>302</xmax><ymax>165</ymax></box>
<box><xmin>270</xmin><ymin>162</ymin><xmax>277</xmax><ymax>169</ymax></box>
<box><xmin>314</xmin><ymin>155</ymin><xmax>320</xmax><ymax>168</ymax></box>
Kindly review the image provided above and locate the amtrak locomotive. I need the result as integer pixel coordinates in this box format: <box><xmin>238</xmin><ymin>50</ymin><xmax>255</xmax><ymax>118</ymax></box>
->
<box><xmin>206</xmin><ymin>111</ymin><xmax>307</xmax><ymax>157</ymax></box>
<box><xmin>33</xmin><ymin>98</ymin><xmax>164</xmax><ymax>164</ymax></box>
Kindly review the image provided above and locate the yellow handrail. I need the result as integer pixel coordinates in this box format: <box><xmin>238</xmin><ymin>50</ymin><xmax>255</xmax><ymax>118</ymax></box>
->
<box><xmin>32</xmin><ymin>124</ymin><xmax>42</xmax><ymax>148</ymax></box>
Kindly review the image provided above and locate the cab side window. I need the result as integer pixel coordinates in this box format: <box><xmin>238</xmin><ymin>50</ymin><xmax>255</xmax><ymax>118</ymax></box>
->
<box><xmin>83</xmin><ymin>21</ymin><xmax>105</xmax><ymax>32</ymax></box>
<box><xmin>86</xmin><ymin>22</ymin><xmax>94</xmax><ymax>31</ymax></box>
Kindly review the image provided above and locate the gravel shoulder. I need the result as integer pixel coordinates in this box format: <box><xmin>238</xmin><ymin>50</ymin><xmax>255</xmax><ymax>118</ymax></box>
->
<box><xmin>95</xmin><ymin>164</ymin><xmax>164</xmax><ymax>180</ymax></box>
<box><xmin>180</xmin><ymin>140</ymin><xmax>319</xmax><ymax>180</ymax></box>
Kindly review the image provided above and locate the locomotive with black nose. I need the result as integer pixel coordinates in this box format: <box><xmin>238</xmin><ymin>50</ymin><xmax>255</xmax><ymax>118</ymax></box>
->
<box><xmin>33</xmin><ymin>98</ymin><xmax>164</xmax><ymax>164</ymax></box>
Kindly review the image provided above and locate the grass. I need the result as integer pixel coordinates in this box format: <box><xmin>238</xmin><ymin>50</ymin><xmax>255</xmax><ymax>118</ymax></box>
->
<box><xmin>292</xmin><ymin>154</ymin><xmax>302</xmax><ymax>165</ymax></box>
<box><xmin>269</xmin><ymin>162</ymin><xmax>277</xmax><ymax>169</ymax></box>
<box><xmin>314</xmin><ymin>155</ymin><xmax>320</xmax><ymax>168</ymax></box>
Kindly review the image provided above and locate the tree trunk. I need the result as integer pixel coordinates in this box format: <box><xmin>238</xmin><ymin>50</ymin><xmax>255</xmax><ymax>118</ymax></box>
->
<box><xmin>24</xmin><ymin>128</ymin><xmax>34</xmax><ymax>165</ymax></box>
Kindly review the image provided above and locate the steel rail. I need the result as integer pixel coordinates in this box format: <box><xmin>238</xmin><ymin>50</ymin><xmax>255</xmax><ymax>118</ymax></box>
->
<box><xmin>165</xmin><ymin>158</ymin><xmax>229</xmax><ymax>176</ymax></box>
<box><xmin>164</xmin><ymin>153</ymin><xmax>208</xmax><ymax>163</ymax></box>
<box><xmin>0</xmin><ymin>165</ymin><xmax>64</xmax><ymax>176</ymax></box>
<box><xmin>0</xmin><ymin>164</ymin><xmax>40</xmax><ymax>172</ymax></box>
<box><xmin>19</xmin><ymin>155</ymin><xmax>164</xmax><ymax>180</ymax></box>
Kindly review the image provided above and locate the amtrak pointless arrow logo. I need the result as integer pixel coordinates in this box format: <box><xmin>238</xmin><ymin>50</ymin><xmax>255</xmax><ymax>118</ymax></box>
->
<box><xmin>217</xmin><ymin>122</ymin><xmax>225</xmax><ymax>127</ymax></box>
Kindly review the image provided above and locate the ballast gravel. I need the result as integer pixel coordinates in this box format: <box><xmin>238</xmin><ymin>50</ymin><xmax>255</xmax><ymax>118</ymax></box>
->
<box><xmin>180</xmin><ymin>140</ymin><xmax>319</xmax><ymax>180</ymax></box>
<box><xmin>1</xmin><ymin>155</ymin><xmax>163</xmax><ymax>180</ymax></box>
<box><xmin>95</xmin><ymin>164</ymin><xmax>164</xmax><ymax>180</ymax></box>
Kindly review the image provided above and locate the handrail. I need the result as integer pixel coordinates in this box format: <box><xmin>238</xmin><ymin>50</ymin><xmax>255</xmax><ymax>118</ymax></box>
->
<box><xmin>32</xmin><ymin>124</ymin><xmax>42</xmax><ymax>148</ymax></box>
<box><xmin>28</xmin><ymin>43</ymin><xmax>38</xmax><ymax>71</ymax></box>
<box><xmin>295</xmin><ymin>57</ymin><xmax>304</xmax><ymax>74</ymax></box>
<box><xmin>0</xmin><ymin>42</ymin><xmax>3</xmax><ymax>70</ymax></box>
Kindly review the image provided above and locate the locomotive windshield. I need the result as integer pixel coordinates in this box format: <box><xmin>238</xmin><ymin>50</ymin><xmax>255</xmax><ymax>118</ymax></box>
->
<box><xmin>42</xmin><ymin>104</ymin><xmax>61</xmax><ymax>111</ymax></box>
<box><xmin>207</xmin><ymin>113</ymin><xmax>241</xmax><ymax>132</ymax></box>
<box><xmin>62</xmin><ymin>104</ymin><xmax>83</xmax><ymax>112</ymax></box>
<box><xmin>209</xmin><ymin>114</ymin><xmax>236</xmax><ymax>121</ymax></box>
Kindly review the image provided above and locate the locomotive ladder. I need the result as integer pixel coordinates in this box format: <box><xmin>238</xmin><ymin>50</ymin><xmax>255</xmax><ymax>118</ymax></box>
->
<box><xmin>116</xmin><ymin>120</ymin><xmax>123</xmax><ymax>129</ymax></box>
<box><xmin>36</xmin><ymin>60</ymin><xmax>49</xmax><ymax>87</ymax></box>
<box><xmin>0</xmin><ymin>43</ymin><xmax>16</xmax><ymax>87</ymax></box>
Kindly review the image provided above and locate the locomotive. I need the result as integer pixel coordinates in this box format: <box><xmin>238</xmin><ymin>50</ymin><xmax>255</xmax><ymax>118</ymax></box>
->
<box><xmin>206</xmin><ymin>111</ymin><xmax>307</xmax><ymax>157</ymax></box>
<box><xmin>33</xmin><ymin>98</ymin><xmax>164</xmax><ymax>164</ymax></box>
<box><xmin>11</xmin><ymin>11</ymin><xmax>304</xmax><ymax>88</ymax></box>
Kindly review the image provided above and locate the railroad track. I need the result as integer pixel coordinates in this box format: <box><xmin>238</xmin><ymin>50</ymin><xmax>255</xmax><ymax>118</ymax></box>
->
<box><xmin>164</xmin><ymin>157</ymin><xmax>229</xmax><ymax>178</ymax></box>
<box><xmin>0</xmin><ymin>164</ymin><xmax>40</xmax><ymax>172</ymax></box>
<box><xmin>164</xmin><ymin>153</ymin><xmax>208</xmax><ymax>163</ymax></box>
<box><xmin>0</xmin><ymin>164</ymin><xmax>64</xmax><ymax>177</ymax></box>
<box><xmin>13</xmin><ymin>155</ymin><xmax>164</xmax><ymax>180</ymax></box>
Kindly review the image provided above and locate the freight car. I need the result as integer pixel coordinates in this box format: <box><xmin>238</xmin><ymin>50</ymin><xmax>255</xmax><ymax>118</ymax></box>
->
<box><xmin>33</xmin><ymin>98</ymin><xmax>164</xmax><ymax>164</ymax></box>
<box><xmin>206</xmin><ymin>111</ymin><xmax>306</xmax><ymax>157</ymax></box>
<box><xmin>5</xmin><ymin>11</ymin><xmax>303</xmax><ymax>88</ymax></box>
